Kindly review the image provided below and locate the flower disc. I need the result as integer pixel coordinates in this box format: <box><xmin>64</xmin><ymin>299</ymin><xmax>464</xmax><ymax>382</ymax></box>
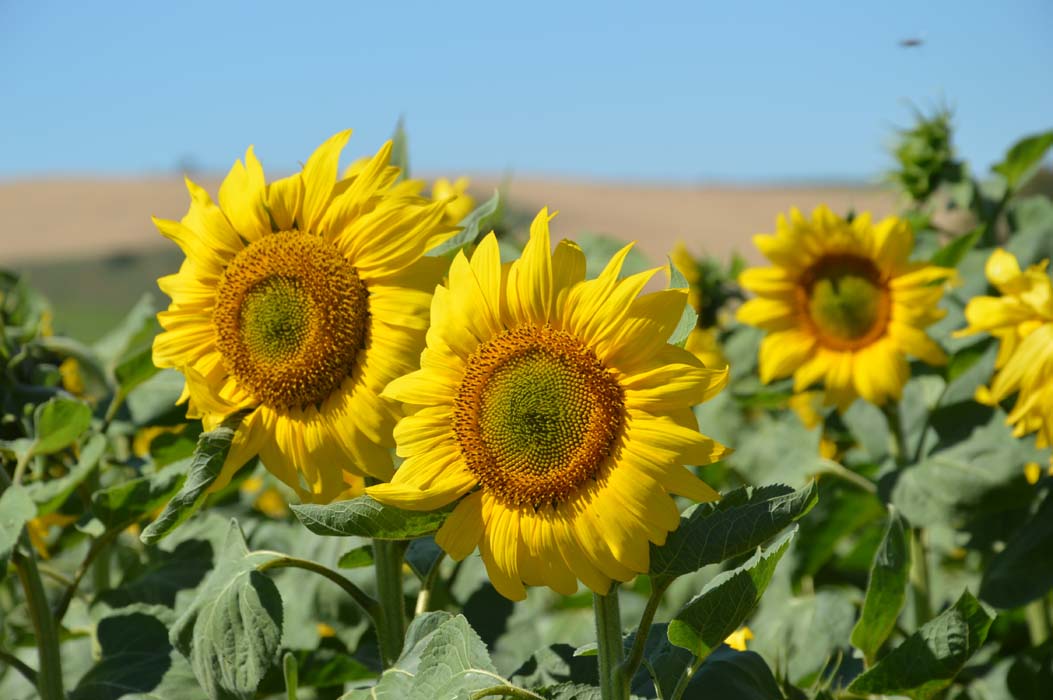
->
<box><xmin>800</xmin><ymin>254</ymin><xmax>890</xmax><ymax>350</ymax></box>
<box><xmin>454</xmin><ymin>324</ymin><xmax>624</xmax><ymax>507</ymax></box>
<box><xmin>213</xmin><ymin>231</ymin><xmax>369</xmax><ymax>409</ymax></box>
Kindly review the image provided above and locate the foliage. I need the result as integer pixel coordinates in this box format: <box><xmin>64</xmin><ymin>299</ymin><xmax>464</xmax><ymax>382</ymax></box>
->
<box><xmin>2</xmin><ymin>113</ymin><xmax>1052</xmax><ymax>700</ymax></box>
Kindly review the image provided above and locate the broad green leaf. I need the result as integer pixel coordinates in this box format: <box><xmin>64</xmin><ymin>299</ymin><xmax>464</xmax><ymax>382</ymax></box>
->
<box><xmin>650</xmin><ymin>482</ymin><xmax>817</xmax><ymax>579</ymax></box>
<box><xmin>93</xmin><ymin>293</ymin><xmax>159</xmax><ymax>369</ymax></box>
<box><xmin>337</xmin><ymin>545</ymin><xmax>374</xmax><ymax>569</ymax></box>
<box><xmin>727</xmin><ymin>411</ymin><xmax>823</xmax><ymax>486</ymax></box>
<box><xmin>70</xmin><ymin>607</ymin><xmax>176</xmax><ymax>700</ymax></box>
<box><xmin>390</xmin><ymin>116</ymin><xmax>410</xmax><ymax>178</ymax></box>
<box><xmin>851</xmin><ymin>509</ymin><xmax>911</xmax><ymax>664</ymax></box>
<box><xmin>0</xmin><ymin>484</ymin><xmax>35</xmax><ymax>583</ymax></box>
<box><xmin>93</xmin><ymin>465</ymin><xmax>185</xmax><ymax>530</ymax></box>
<box><xmin>32</xmin><ymin>396</ymin><xmax>92</xmax><ymax>455</ymax></box>
<box><xmin>842</xmin><ymin>399</ymin><xmax>891</xmax><ymax>463</ymax></box>
<box><xmin>939</xmin><ymin>338</ymin><xmax>997</xmax><ymax>407</ymax></box>
<box><xmin>36</xmin><ymin>335</ymin><xmax>111</xmax><ymax>400</ymax></box>
<box><xmin>993</xmin><ymin>131</ymin><xmax>1053</xmax><ymax>191</ymax></box>
<box><xmin>291</xmin><ymin>494</ymin><xmax>453</xmax><ymax>540</ymax></box>
<box><xmin>141</xmin><ymin>411</ymin><xmax>247</xmax><ymax>544</ymax></box>
<box><xmin>793</xmin><ymin>487</ymin><xmax>885</xmax><ymax>578</ymax></box>
<box><xmin>980</xmin><ymin>489</ymin><xmax>1053</xmax><ymax>609</ymax></box>
<box><xmin>651</xmin><ymin>646</ymin><xmax>783</xmax><ymax>700</ymax></box>
<box><xmin>114</xmin><ymin>346</ymin><xmax>161</xmax><ymax>396</ymax></box>
<box><xmin>667</xmin><ymin>256</ymin><xmax>698</xmax><ymax>347</ymax></box>
<box><xmin>98</xmin><ymin>539</ymin><xmax>214</xmax><ymax>609</ymax></box>
<box><xmin>929</xmin><ymin>227</ymin><xmax>983</xmax><ymax>268</ymax></box>
<box><xmin>27</xmin><ymin>432</ymin><xmax>107</xmax><ymax>515</ymax></box>
<box><xmin>848</xmin><ymin>590</ymin><xmax>995</xmax><ymax>699</ymax></box>
<box><xmin>170</xmin><ymin>520</ymin><xmax>283</xmax><ymax>700</ymax></box>
<box><xmin>511</xmin><ymin>644</ymin><xmax>599</xmax><ymax>689</ymax></box>
<box><xmin>427</xmin><ymin>190</ymin><xmax>501</xmax><ymax>258</ymax></box>
<box><xmin>667</xmin><ymin>528</ymin><xmax>796</xmax><ymax>658</ymax></box>
<box><xmin>343</xmin><ymin>612</ymin><xmax>503</xmax><ymax>699</ymax></box>
<box><xmin>125</xmin><ymin>369</ymin><xmax>186</xmax><ymax>427</ymax></box>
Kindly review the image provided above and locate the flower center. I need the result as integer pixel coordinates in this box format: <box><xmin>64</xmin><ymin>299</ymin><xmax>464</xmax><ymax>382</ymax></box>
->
<box><xmin>213</xmin><ymin>232</ymin><xmax>369</xmax><ymax>408</ymax></box>
<box><xmin>454</xmin><ymin>325</ymin><xmax>625</xmax><ymax>508</ymax></box>
<box><xmin>801</xmin><ymin>254</ymin><xmax>890</xmax><ymax>350</ymax></box>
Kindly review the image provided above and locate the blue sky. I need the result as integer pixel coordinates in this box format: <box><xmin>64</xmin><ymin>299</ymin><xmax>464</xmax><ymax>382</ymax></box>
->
<box><xmin>2</xmin><ymin>0</ymin><xmax>1050</xmax><ymax>182</ymax></box>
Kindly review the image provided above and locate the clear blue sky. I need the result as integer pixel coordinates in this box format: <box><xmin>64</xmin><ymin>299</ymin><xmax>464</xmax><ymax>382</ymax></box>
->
<box><xmin>2</xmin><ymin>0</ymin><xmax>1050</xmax><ymax>182</ymax></box>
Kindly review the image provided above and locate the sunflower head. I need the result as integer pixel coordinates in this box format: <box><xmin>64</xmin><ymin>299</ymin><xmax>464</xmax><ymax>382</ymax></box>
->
<box><xmin>737</xmin><ymin>206</ymin><xmax>954</xmax><ymax>410</ymax></box>
<box><xmin>368</xmin><ymin>209</ymin><xmax>729</xmax><ymax>600</ymax></box>
<box><xmin>956</xmin><ymin>248</ymin><xmax>1053</xmax><ymax>458</ymax></box>
<box><xmin>152</xmin><ymin>131</ymin><xmax>454</xmax><ymax>503</ymax></box>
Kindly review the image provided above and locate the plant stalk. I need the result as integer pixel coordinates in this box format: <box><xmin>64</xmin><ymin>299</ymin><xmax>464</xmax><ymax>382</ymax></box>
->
<box><xmin>1025</xmin><ymin>596</ymin><xmax>1053</xmax><ymax>646</ymax></box>
<box><xmin>620</xmin><ymin>577</ymin><xmax>670</xmax><ymax>686</ymax></box>
<box><xmin>257</xmin><ymin>554</ymin><xmax>380</xmax><ymax>622</ymax></box>
<box><xmin>373</xmin><ymin>539</ymin><xmax>407</xmax><ymax>667</ymax></box>
<box><xmin>15</xmin><ymin>550</ymin><xmax>64</xmax><ymax>700</ymax></box>
<box><xmin>909</xmin><ymin>527</ymin><xmax>932</xmax><ymax>629</ymax></box>
<box><xmin>593</xmin><ymin>587</ymin><xmax>629</xmax><ymax>700</ymax></box>
<box><xmin>880</xmin><ymin>401</ymin><xmax>909</xmax><ymax>467</ymax></box>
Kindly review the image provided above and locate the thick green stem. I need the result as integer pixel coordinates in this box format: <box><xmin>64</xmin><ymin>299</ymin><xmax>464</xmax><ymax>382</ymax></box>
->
<box><xmin>670</xmin><ymin>655</ymin><xmax>704</xmax><ymax>700</ymax></box>
<box><xmin>620</xmin><ymin>578</ymin><xmax>670</xmax><ymax>686</ymax></box>
<box><xmin>593</xmin><ymin>587</ymin><xmax>629</xmax><ymax>700</ymax></box>
<box><xmin>15</xmin><ymin>551</ymin><xmax>64</xmax><ymax>700</ymax></box>
<box><xmin>910</xmin><ymin>527</ymin><xmax>932</xmax><ymax>629</ymax></box>
<box><xmin>373</xmin><ymin>539</ymin><xmax>407</xmax><ymax>667</ymax></box>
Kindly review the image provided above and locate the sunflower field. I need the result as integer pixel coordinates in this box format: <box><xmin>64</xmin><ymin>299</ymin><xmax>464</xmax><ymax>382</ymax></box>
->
<box><xmin>2</xmin><ymin>112</ymin><xmax>1053</xmax><ymax>700</ymax></box>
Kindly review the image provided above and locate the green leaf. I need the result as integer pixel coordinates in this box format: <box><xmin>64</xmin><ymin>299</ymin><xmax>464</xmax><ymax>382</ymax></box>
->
<box><xmin>343</xmin><ymin>612</ymin><xmax>503</xmax><ymax>699</ymax></box>
<box><xmin>980</xmin><ymin>489</ymin><xmax>1053</xmax><ymax>608</ymax></box>
<box><xmin>114</xmin><ymin>346</ymin><xmax>161</xmax><ymax>396</ymax></box>
<box><xmin>405</xmin><ymin>536</ymin><xmax>443</xmax><ymax>579</ymax></box>
<box><xmin>390</xmin><ymin>116</ymin><xmax>410</xmax><ymax>178</ymax></box>
<box><xmin>660</xmin><ymin>646</ymin><xmax>784</xmax><ymax>700</ymax></box>
<box><xmin>27</xmin><ymin>432</ymin><xmax>107</xmax><ymax>515</ymax></box>
<box><xmin>170</xmin><ymin>520</ymin><xmax>283</xmax><ymax>700</ymax></box>
<box><xmin>98</xmin><ymin>539</ymin><xmax>214</xmax><ymax>609</ymax></box>
<box><xmin>70</xmin><ymin>607</ymin><xmax>176</xmax><ymax>700</ymax></box>
<box><xmin>847</xmin><ymin>590</ymin><xmax>995</xmax><ymax>699</ymax></box>
<box><xmin>93</xmin><ymin>293</ymin><xmax>159</xmax><ymax>369</ymax></box>
<box><xmin>993</xmin><ymin>131</ymin><xmax>1053</xmax><ymax>191</ymax></box>
<box><xmin>92</xmin><ymin>465</ymin><xmax>185</xmax><ymax>530</ymax></box>
<box><xmin>36</xmin><ymin>335</ymin><xmax>111</xmax><ymax>400</ymax></box>
<box><xmin>32</xmin><ymin>396</ymin><xmax>92</xmax><ymax>456</ymax></box>
<box><xmin>650</xmin><ymin>482</ymin><xmax>817</xmax><ymax>579</ymax></box>
<box><xmin>427</xmin><ymin>190</ymin><xmax>502</xmax><ymax>258</ymax></box>
<box><xmin>667</xmin><ymin>527</ymin><xmax>796</xmax><ymax>658</ymax></box>
<box><xmin>929</xmin><ymin>227</ymin><xmax>983</xmax><ymax>268</ymax></box>
<box><xmin>291</xmin><ymin>494</ymin><xmax>452</xmax><ymax>540</ymax></box>
<box><xmin>337</xmin><ymin>545</ymin><xmax>374</xmax><ymax>569</ymax></box>
<box><xmin>667</xmin><ymin>257</ymin><xmax>698</xmax><ymax>347</ymax></box>
<box><xmin>141</xmin><ymin>411</ymin><xmax>247</xmax><ymax>544</ymax></box>
<box><xmin>0</xmin><ymin>484</ymin><xmax>35</xmax><ymax>583</ymax></box>
<box><xmin>851</xmin><ymin>508</ymin><xmax>911</xmax><ymax>664</ymax></box>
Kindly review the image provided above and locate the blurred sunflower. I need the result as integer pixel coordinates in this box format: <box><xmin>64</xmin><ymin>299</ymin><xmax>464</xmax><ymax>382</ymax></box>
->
<box><xmin>737</xmin><ymin>206</ymin><xmax>954</xmax><ymax>410</ymax></box>
<box><xmin>152</xmin><ymin>131</ymin><xmax>455</xmax><ymax>503</ymax></box>
<box><xmin>368</xmin><ymin>209</ymin><xmax>729</xmax><ymax>600</ymax></box>
<box><xmin>432</xmin><ymin>177</ymin><xmax>476</xmax><ymax>225</ymax></box>
<box><xmin>956</xmin><ymin>248</ymin><xmax>1053</xmax><ymax>457</ymax></box>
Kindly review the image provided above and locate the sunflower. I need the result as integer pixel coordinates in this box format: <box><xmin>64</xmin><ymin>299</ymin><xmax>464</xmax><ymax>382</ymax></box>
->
<box><xmin>152</xmin><ymin>131</ymin><xmax>455</xmax><ymax>503</ymax></box>
<box><xmin>367</xmin><ymin>209</ymin><xmax>729</xmax><ymax>600</ymax></box>
<box><xmin>431</xmin><ymin>176</ymin><xmax>476</xmax><ymax>224</ymax></box>
<box><xmin>736</xmin><ymin>206</ymin><xmax>954</xmax><ymax>410</ymax></box>
<box><xmin>955</xmin><ymin>248</ymin><xmax>1053</xmax><ymax>456</ymax></box>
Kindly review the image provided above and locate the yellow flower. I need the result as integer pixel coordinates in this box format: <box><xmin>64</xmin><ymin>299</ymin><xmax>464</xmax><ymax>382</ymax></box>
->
<box><xmin>59</xmin><ymin>357</ymin><xmax>85</xmax><ymax>396</ymax></box>
<box><xmin>956</xmin><ymin>248</ymin><xmax>1053</xmax><ymax>455</ymax></box>
<box><xmin>368</xmin><ymin>209</ymin><xmax>729</xmax><ymax>600</ymax></box>
<box><xmin>685</xmin><ymin>327</ymin><xmax>727</xmax><ymax>370</ymax></box>
<box><xmin>737</xmin><ymin>206</ymin><xmax>954</xmax><ymax>410</ymax></box>
<box><xmin>432</xmin><ymin>177</ymin><xmax>475</xmax><ymax>225</ymax></box>
<box><xmin>26</xmin><ymin>512</ymin><xmax>78</xmax><ymax>559</ymax></box>
<box><xmin>152</xmin><ymin>131</ymin><xmax>455</xmax><ymax>503</ymax></box>
<box><xmin>724</xmin><ymin>626</ymin><xmax>754</xmax><ymax>652</ymax></box>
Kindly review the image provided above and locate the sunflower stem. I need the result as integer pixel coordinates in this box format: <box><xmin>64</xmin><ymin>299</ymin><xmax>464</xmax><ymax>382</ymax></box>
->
<box><xmin>373</xmin><ymin>539</ymin><xmax>407</xmax><ymax>667</ymax></box>
<box><xmin>620</xmin><ymin>577</ymin><xmax>670</xmax><ymax>686</ymax></box>
<box><xmin>15</xmin><ymin>550</ymin><xmax>64</xmax><ymax>700</ymax></box>
<box><xmin>909</xmin><ymin>526</ymin><xmax>932</xmax><ymax>629</ymax></box>
<box><xmin>594</xmin><ymin>586</ymin><xmax>629</xmax><ymax>700</ymax></box>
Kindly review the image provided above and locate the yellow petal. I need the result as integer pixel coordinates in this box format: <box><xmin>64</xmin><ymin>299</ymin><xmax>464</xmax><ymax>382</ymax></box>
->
<box><xmin>301</xmin><ymin>130</ymin><xmax>352</xmax><ymax>232</ymax></box>
<box><xmin>218</xmin><ymin>146</ymin><xmax>270</xmax><ymax>242</ymax></box>
<box><xmin>435</xmin><ymin>491</ymin><xmax>484</xmax><ymax>560</ymax></box>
